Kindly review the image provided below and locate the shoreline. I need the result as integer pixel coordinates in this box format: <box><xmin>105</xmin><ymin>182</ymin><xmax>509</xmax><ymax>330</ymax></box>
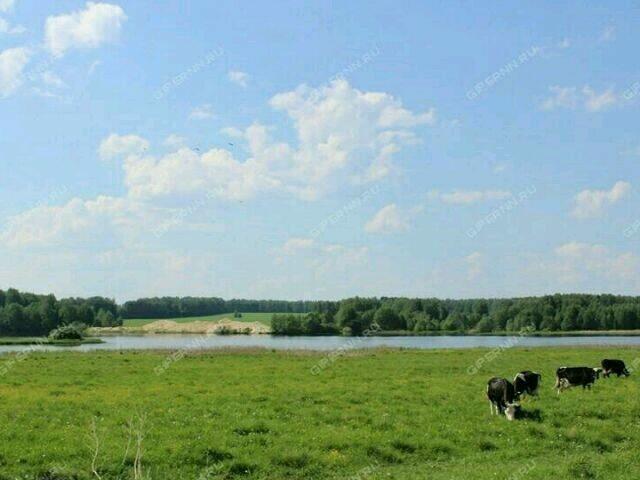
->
<box><xmin>0</xmin><ymin>337</ymin><xmax>104</xmax><ymax>346</ymax></box>
<box><xmin>88</xmin><ymin>328</ymin><xmax>640</xmax><ymax>337</ymax></box>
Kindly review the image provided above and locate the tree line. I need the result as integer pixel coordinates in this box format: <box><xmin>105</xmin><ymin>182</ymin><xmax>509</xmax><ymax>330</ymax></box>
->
<box><xmin>271</xmin><ymin>294</ymin><xmax>640</xmax><ymax>335</ymax></box>
<box><xmin>120</xmin><ymin>297</ymin><xmax>331</xmax><ymax>319</ymax></box>
<box><xmin>0</xmin><ymin>288</ymin><xmax>120</xmax><ymax>337</ymax></box>
<box><xmin>3</xmin><ymin>288</ymin><xmax>640</xmax><ymax>337</ymax></box>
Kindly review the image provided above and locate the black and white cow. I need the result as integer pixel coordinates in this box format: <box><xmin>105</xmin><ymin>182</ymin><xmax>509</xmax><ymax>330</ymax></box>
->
<box><xmin>513</xmin><ymin>371</ymin><xmax>542</xmax><ymax>399</ymax></box>
<box><xmin>601</xmin><ymin>359</ymin><xmax>630</xmax><ymax>378</ymax></box>
<box><xmin>555</xmin><ymin>366</ymin><xmax>599</xmax><ymax>394</ymax></box>
<box><xmin>487</xmin><ymin>377</ymin><xmax>520</xmax><ymax>421</ymax></box>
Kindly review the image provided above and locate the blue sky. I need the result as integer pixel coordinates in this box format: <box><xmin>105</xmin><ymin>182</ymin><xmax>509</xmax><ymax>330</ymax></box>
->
<box><xmin>0</xmin><ymin>0</ymin><xmax>638</xmax><ymax>301</ymax></box>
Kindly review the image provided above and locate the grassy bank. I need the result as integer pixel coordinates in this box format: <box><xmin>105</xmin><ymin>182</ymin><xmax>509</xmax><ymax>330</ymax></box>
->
<box><xmin>0</xmin><ymin>337</ymin><xmax>104</xmax><ymax>346</ymax></box>
<box><xmin>0</xmin><ymin>347</ymin><xmax>638</xmax><ymax>478</ymax></box>
<box><xmin>122</xmin><ymin>312</ymin><xmax>288</xmax><ymax>327</ymax></box>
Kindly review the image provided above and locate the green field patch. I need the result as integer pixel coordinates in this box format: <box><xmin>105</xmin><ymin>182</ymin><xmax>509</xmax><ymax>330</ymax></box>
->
<box><xmin>0</xmin><ymin>347</ymin><xmax>638</xmax><ymax>478</ymax></box>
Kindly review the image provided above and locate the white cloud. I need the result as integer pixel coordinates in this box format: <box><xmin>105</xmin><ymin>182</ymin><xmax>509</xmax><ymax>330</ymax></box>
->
<box><xmin>3</xmin><ymin>80</ymin><xmax>431</xmax><ymax>258</ymax></box>
<box><xmin>98</xmin><ymin>133</ymin><xmax>149</xmax><ymax>160</ymax></box>
<box><xmin>44</xmin><ymin>2</ymin><xmax>127</xmax><ymax>57</ymax></box>
<box><xmin>0</xmin><ymin>17</ymin><xmax>24</xmax><ymax>34</ymax></box>
<box><xmin>269</xmin><ymin>79</ymin><xmax>434</xmax><ymax>186</ymax></box>
<box><xmin>228</xmin><ymin>70</ymin><xmax>248</xmax><ymax>87</ymax></box>
<box><xmin>0</xmin><ymin>46</ymin><xmax>30</xmax><ymax>97</ymax></box>
<box><xmin>163</xmin><ymin>134</ymin><xmax>186</xmax><ymax>149</ymax></box>
<box><xmin>276</xmin><ymin>237</ymin><xmax>368</xmax><ymax>275</ymax></box>
<box><xmin>558</xmin><ymin>38</ymin><xmax>571</xmax><ymax>49</ymax></box>
<box><xmin>553</xmin><ymin>242</ymin><xmax>638</xmax><ymax>282</ymax></box>
<box><xmin>281</xmin><ymin>237</ymin><xmax>315</xmax><ymax>255</ymax></box>
<box><xmin>312</xmin><ymin>244</ymin><xmax>369</xmax><ymax>275</ymax></box>
<box><xmin>428</xmin><ymin>189</ymin><xmax>511</xmax><ymax>205</ymax></box>
<box><xmin>41</xmin><ymin>70</ymin><xmax>66</xmax><ymax>88</ymax></box>
<box><xmin>571</xmin><ymin>181</ymin><xmax>631</xmax><ymax>219</ymax></box>
<box><xmin>1</xmin><ymin>196</ymin><xmax>152</xmax><ymax>248</ymax></box>
<box><xmin>365</xmin><ymin>204</ymin><xmax>408</xmax><ymax>233</ymax></box>
<box><xmin>599</xmin><ymin>25</ymin><xmax>615</xmax><ymax>43</ymax></box>
<box><xmin>219</xmin><ymin>126</ymin><xmax>243</xmax><ymax>138</ymax></box>
<box><xmin>582</xmin><ymin>86</ymin><xmax>617</xmax><ymax>112</ymax></box>
<box><xmin>540</xmin><ymin>86</ymin><xmax>578</xmax><ymax>111</ymax></box>
<box><xmin>122</xmin><ymin>80</ymin><xmax>432</xmax><ymax>202</ymax></box>
<box><xmin>189</xmin><ymin>104</ymin><xmax>215</xmax><ymax>120</ymax></box>
<box><xmin>0</xmin><ymin>0</ymin><xmax>14</xmax><ymax>13</ymax></box>
<box><xmin>541</xmin><ymin>85</ymin><xmax>620</xmax><ymax>112</ymax></box>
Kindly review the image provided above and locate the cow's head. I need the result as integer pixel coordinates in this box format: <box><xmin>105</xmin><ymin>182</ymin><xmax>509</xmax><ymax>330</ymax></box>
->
<box><xmin>504</xmin><ymin>402</ymin><xmax>520</xmax><ymax>421</ymax></box>
<box><xmin>593</xmin><ymin>368</ymin><xmax>603</xmax><ymax>379</ymax></box>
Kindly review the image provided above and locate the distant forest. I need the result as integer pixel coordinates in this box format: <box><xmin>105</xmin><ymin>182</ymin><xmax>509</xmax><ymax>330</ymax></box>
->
<box><xmin>271</xmin><ymin>295</ymin><xmax>640</xmax><ymax>335</ymax></box>
<box><xmin>2</xmin><ymin>288</ymin><xmax>640</xmax><ymax>336</ymax></box>
<box><xmin>0</xmin><ymin>288</ymin><xmax>119</xmax><ymax>336</ymax></box>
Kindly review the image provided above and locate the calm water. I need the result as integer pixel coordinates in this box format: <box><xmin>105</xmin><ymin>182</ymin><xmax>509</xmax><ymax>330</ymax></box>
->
<box><xmin>1</xmin><ymin>334</ymin><xmax>640</xmax><ymax>354</ymax></box>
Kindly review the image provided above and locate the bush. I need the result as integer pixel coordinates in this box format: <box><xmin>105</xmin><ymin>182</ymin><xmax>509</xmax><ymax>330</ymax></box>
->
<box><xmin>49</xmin><ymin>323</ymin><xmax>86</xmax><ymax>340</ymax></box>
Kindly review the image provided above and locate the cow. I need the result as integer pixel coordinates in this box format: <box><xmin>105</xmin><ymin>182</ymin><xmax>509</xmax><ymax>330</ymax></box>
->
<box><xmin>601</xmin><ymin>359</ymin><xmax>630</xmax><ymax>378</ymax></box>
<box><xmin>487</xmin><ymin>377</ymin><xmax>520</xmax><ymax>421</ymax></box>
<box><xmin>513</xmin><ymin>371</ymin><xmax>542</xmax><ymax>399</ymax></box>
<box><xmin>555</xmin><ymin>366</ymin><xmax>599</xmax><ymax>394</ymax></box>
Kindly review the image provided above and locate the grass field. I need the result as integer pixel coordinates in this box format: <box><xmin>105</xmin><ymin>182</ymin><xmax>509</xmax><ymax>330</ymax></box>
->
<box><xmin>122</xmin><ymin>312</ymin><xmax>291</xmax><ymax>328</ymax></box>
<box><xmin>0</xmin><ymin>347</ymin><xmax>638</xmax><ymax>479</ymax></box>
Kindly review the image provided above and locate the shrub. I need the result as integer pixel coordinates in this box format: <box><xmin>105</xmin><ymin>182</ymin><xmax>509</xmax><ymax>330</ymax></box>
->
<box><xmin>48</xmin><ymin>323</ymin><xmax>86</xmax><ymax>340</ymax></box>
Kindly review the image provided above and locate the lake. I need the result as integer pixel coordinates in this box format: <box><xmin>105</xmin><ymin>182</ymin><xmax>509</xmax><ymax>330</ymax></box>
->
<box><xmin>2</xmin><ymin>334</ymin><xmax>640</xmax><ymax>354</ymax></box>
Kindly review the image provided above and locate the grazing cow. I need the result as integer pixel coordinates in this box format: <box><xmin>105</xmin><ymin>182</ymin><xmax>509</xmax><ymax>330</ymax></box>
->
<box><xmin>487</xmin><ymin>377</ymin><xmax>520</xmax><ymax>421</ymax></box>
<box><xmin>513</xmin><ymin>371</ymin><xmax>542</xmax><ymax>399</ymax></box>
<box><xmin>555</xmin><ymin>366</ymin><xmax>598</xmax><ymax>394</ymax></box>
<box><xmin>601</xmin><ymin>359</ymin><xmax>630</xmax><ymax>378</ymax></box>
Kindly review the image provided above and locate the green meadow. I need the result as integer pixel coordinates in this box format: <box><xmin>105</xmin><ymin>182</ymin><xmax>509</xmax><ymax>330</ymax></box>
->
<box><xmin>0</xmin><ymin>347</ymin><xmax>638</xmax><ymax>479</ymax></box>
<box><xmin>122</xmin><ymin>312</ymin><xmax>287</xmax><ymax>328</ymax></box>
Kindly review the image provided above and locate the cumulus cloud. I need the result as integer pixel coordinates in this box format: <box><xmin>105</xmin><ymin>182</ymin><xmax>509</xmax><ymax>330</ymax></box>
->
<box><xmin>428</xmin><ymin>189</ymin><xmax>511</xmax><ymax>205</ymax></box>
<box><xmin>0</xmin><ymin>46</ymin><xmax>30</xmax><ymax>97</ymax></box>
<box><xmin>98</xmin><ymin>133</ymin><xmax>149</xmax><ymax>160</ymax></box>
<box><xmin>571</xmin><ymin>181</ymin><xmax>631</xmax><ymax>219</ymax></box>
<box><xmin>189</xmin><ymin>104</ymin><xmax>215</xmax><ymax>120</ymax></box>
<box><xmin>45</xmin><ymin>2</ymin><xmax>127</xmax><ymax>56</ymax></box>
<box><xmin>541</xmin><ymin>85</ymin><xmax>620</xmax><ymax>112</ymax></box>
<box><xmin>119</xmin><ymin>80</ymin><xmax>432</xmax><ymax>201</ymax></box>
<box><xmin>228</xmin><ymin>70</ymin><xmax>248</xmax><ymax>87</ymax></box>
<box><xmin>553</xmin><ymin>242</ymin><xmax>638</xmax><ymax>283</ymax></box>
<box><xmin>365</xmin><ymin>204</ymin><xmax>409</xmax><ymax>233</ymax></box>
<box><xmin>3</xmin><ymin>80</ymin><xmax>431</xmax><ymax>254</ymax></box>
<box><xmin>1</xmin><ymin>196</ymin><xmax>154</xmax><ymax>248</ymax></box>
